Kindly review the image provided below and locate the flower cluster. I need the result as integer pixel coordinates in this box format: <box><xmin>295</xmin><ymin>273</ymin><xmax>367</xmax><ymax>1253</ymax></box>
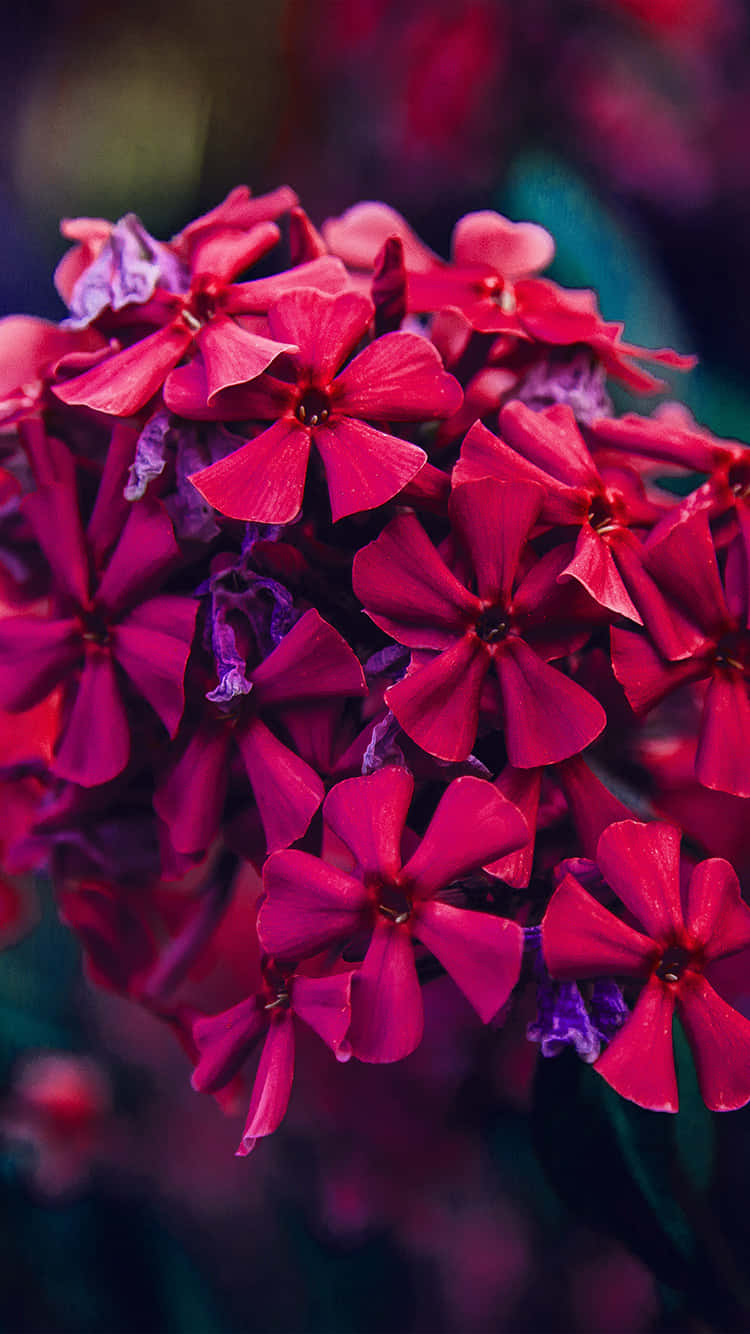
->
<box><xmin>1</xmin><ymin>184</ymin><xmax>749</xmax><ymax>1154</ymax></box>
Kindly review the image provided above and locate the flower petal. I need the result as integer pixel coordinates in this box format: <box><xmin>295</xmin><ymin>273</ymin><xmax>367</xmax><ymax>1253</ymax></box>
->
<box><xmin>685</xmin><ymin>859</ymin><xmax>750</xmax><ymax>962</ymax></box>
<box><xmin>52</xmin><ymin>323</ymin><xmax>192</xmax><ymax>415</ymax></box>
<box><xmin>695</xmin><ymin>668</ymin><xmax>750</xmax><ymax>798</ymax></box>
<box><xmin>314</xmin><ymin>417</ymin><xmax>426</xmax><ymax>522</ymax></box>
<box><xmin>386</xmin><ymin>635</ymin><xmax>490</xmax><ymax>762</ymax></box>
<box><xmin>496</xmin><ymin>637</ymin><xmax>606</xmax><ymax>767</ymax></box>
<box><xmin>561</xmin><ymin>524</ymin><xmax>642</xmax><ymax>622</ymax></box>
<box><xmin>268</xmin><ymin>288</ymin><xmax>373</xmax><ymax>381</ymax></box>
<box><xmin>95</xmin><ymin>498</ymin><xmax>181</xmax><ymax>617</ymax></box>
<box><xmin>323</xmin><ymin>768</ymin><xmax>414</xmax><ymax>881</ymax></box>
<box><xmin>610</xmin><ymin>626</ymin><xmax>708</xmax><ymax>715</ymax></box>
<box><xmin>191</xmin><ymin>996</ymin><xmax>266</xmax><ymax>1093</ymax></box>
<box><xmin>595</xmin><ymin>978</ymin><xmax>678</xmax><ymax>1113</ymax></box>
<box><xmin>322</xmin><ymin>202</ymin><xmax>438</xmax><ymax>272</ymax></box>
<box><xmin>412</xmin><ymin>900</ymin><xmax>523</xmax><ymax>1022</ymax></box>
<box><xmin>333</xmin><ymin>332</ymin><xmax>462</xmax><ymax>421</ymax></box>
<box><xmin>556</xmin><ymin>755</ymin><xmax>634</xmax><ymax>861</ymax></box>
<box><xmin>449</xmin><ymin>478</ymin><xmax>543</xmax><ymax>605</ymax></box>
<box><xmin>291</xmin><ymin>971</ymin><xmax>353</xmax><ymax>1060</ymax></box>
<box><xmin>22</xmin><ymin>482</ymin><xmax>89</xmax><ymax>606</ymax></box>
<box><xmin>237</xmin><ymin>1011</ymin><xmax>295</xmax><ymax>1155</ymax></box>
<box><xmin>678</xmin><ymin>976</ymin><xmax>750</xmax><ymax>1111</ymax></box>
<box><xmin>195</xmin><ymin>315</ymin><xmax>296</xmax><ymax>401</ymax></box>
<box><xmin>259</xmin><ymin>849</ymin><xmax>369</xmax><ymax>958</ymax></box>
<box><xmin>237</xmin><ymin>716</ymin><xmax>324</xmax><ymax>855</ymax></box>
<box><xmin>353</xmin><ymin>512</ymin><xmax>481</xmax><ymax>651</ymax></box>
<box><xmin>349</xmin><ymin>917</ymin><xmax>423</xmax><ymax>1063</ymax></box>
<box><xmin>595</xmin><ymin>820</ymin><xmax>684</xmax><ymax>942</ymax></box>
<box><xmin>51</xmin><ymin>647</ymin><xmax>131</xmax><ymax>786</ymax></box>
<box><xmin>402</xmin><ymin>775</ymin><xmax>528</xmax><ymax>898</ymax></box>
<box><xmin>110</xmin><ymin>594</ymin><xmax>197</xmax><ymax>735</ymax></box>
<box><xmin>189</xmin><ymin>419</ymin><xmax>311</xmax><ymax>524</ymax></box>
<box><xmin>250</xmin><ymin>608</ymin><xmax>366</xmax><ymax>707</ymax></box>
<box><xmin>452</xmin><ymin>212</ymin><xmax>554</xmax><ymax>281</ymax></box>
<box><xmin>154</xmin><ymin>723</ymin><xmax>231</xmax><ymax>856</ymax></box>
<box><xmin>484</xmin><ymin>766</ymin><xmax>542</xmax><ymax>887</ymax></box>
<box><xmin>189</xmin><ymin>220</ymin><xmax>280</xmax><ymax>284</ymax></box>
<box><xmin>0</xmin><ymin>617</ymin><xmax>80</xmax><ymax>712</ymax></box>
<box><xmin>542</xmin><ymin>872</ymin><xmax>658</xmax><ymax>980</ymax></box>
<box><xmin>499</xmin><ymin>402</ymin><xmax>597</xmax><ymax>488</ymax></box>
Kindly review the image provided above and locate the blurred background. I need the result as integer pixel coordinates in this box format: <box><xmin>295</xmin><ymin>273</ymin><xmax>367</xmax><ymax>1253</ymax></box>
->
<box><xmin>2</xmin><ymin>2</ymin><xmax>750</xmax><ymax>1330</ymax></box>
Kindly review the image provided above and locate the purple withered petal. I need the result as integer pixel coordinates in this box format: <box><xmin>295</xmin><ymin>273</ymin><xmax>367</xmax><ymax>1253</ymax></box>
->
<box><xmin>364</xmin><ymin>644</ymin><xmax>410</xmax><ymax>681</ymax></box>
<box><xmin>589</xmin><ymin>979</ymin><xmax>630</xmax><ymax>1046</ymax></box>
<box><xmin>201</xmin><ymin>544</ymin><xmax>296</xmax><ymax>703</ymax></box>
<box><xmin>168</xmin><ymin>424</ymin><xmax>239</xmax><ymax>541</ymax></box>
<box><xmin>361</xmin><ymin>711</ymin><xmax>407</xmax><ymax>775</ymax></box>
<box><xmin>65</xmin><ymin>214</ymin><xmax>188</xmax><ymax>328</ymax></box>
<box><xmin>525</xmin><ymin>926</ymin><xmax>601</xmax><ymax>1063</ymax></box>
<box><xmin>124</xmin><ymin>410</ymin><xmax>171</xmax><ymax>501</ymax></box>
<box><xmin>515</xmin><ymin>351</ymin><xmax>613</xmax><ymax>425</ymax></box>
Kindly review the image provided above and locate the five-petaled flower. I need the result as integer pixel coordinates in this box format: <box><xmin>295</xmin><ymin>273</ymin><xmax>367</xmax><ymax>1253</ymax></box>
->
<box><xmin>542</xmin><ymin>819</ymin><xmax>750</xmax><ymax>1111</ymax></box>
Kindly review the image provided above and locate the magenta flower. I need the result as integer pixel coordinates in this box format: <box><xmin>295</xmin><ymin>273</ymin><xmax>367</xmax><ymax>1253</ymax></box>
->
<box><xmin>51</xmin><ymin>189</ymin><xmax>310</xmax><ymax>417</ymax></box>
<box><xmin>323</xmin><ymin>203</ymin><xmax>694</xmax><ymax>391</ymax></box>
<box><xmin>188</xmin><ymin>286</ymin><xmax>462</xmax><ymax>523</ymax></box>
<box><xmin>455</xmin><ymin>405</ymin><xmax>703</xmax><ymax>659</ymax></box>
<box><xmin>0</xmin><ymin>458</ymin><xmax>197</xmax><ymax>787</ymax></box>
<box><xmin>191</xmin><ymin>966</ymin><xmax>354</xmax><ymax>1155</ymax></box>
<box><xmin>154</xmin><ymin>608</ymin><xmax>367</xmax><ymax>857</ymax></box>
<box><xmin>353</xmin><ymin>477</ymin><xmax>606</xmax><ymax>764</ymax></box>
<box><xmin>611</xmin><ymin>508</ymin><xmax>750</xmax><ymax>797</ymax></box>
<box><xmin>258</xmin><ymin>767</ymin><xmax>528</xmax><ymax>1062</ymax></box>
<box><xmin>542</xmin><ymin>820</ymin><xmax>750</xmax><ymax>1111</ymax></box>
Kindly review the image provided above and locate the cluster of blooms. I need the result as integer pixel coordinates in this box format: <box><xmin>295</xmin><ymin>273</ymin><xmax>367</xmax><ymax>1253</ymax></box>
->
<box><xmin>1</xmin><ymin>183</ymin><xmax>750</xmax><ymax>1158</ymax></box>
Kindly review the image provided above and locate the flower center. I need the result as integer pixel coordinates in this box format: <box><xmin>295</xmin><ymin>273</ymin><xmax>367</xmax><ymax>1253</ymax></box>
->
<box><xmin>728</xmin><ymin>461</ymin><xmax>750</xmax><ymax>499</ymax></box>
<box><xmin>264</xmin><ymin>990</ymin><xmax>290</xmax><ymax>1012</ymax></box>
<box><xmin>295</xmin><ymin>387</ymin><xmax>331</xmax><ymax>427</ymax></box>
<box><xmin>479</xmin><ymin>274</ymin><xmax>516</xmax><ymax>314</ymax></box>
<box><xmin>587</xmin><ymin>493</ymin><xmax>618</xmax><ymax>534</ymax></box>
<box><xmin>377</xmin><ymin>882</ymin><xmax>410</xmax><ymax>925</ymax></box>
<box><xmin>715</xmin><ymin>629</ymin><xmax>750</xmax><ymax>674</ymax></box>
<box><xmin>655</xmin><ymin>945</ymin><xmax>692</xmax><ymax>984</ymax></box>
<box><xmin>180</xmin><ymin>281</ymin><xmax>221</xmax><ymax>331</ymax></box>
<box><xmin>80</xmin><ymin>608</ymin><xmax>110</xmax><ymax>646</ymax></box>
<box><xmin>476</xmin><ymin>605</ymin><xmax>509</xmax><ymax>644</ymax></box>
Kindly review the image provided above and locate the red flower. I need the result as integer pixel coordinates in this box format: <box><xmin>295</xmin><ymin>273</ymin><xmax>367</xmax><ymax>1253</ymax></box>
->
<box><xmin>455</xmin><ymin>405</ymin><xmax>702</xmax><ymax>659</ymax></box>
<box><xmin>353</xmin><ymin>477</ymin><xmax>606</xmax><ymax>763</ymax></box>
<box><xmin>0</xmin><ymin>455</ymin><xmax>197</xmax><ymax>787</ymax></box>
<box><xmin>155</xmin><ymin>609</ymin><xmax>367</xmax><ymax>857</ymax></box>
<box><xmin>191</xmin><ymin>966</ymin><xmax>354</xmax><ymax>1155</ymax></box>
<box><xmin>52</xmin><ymin>189</ymin><xmax>307</xmax><ymax>417</ymax></box>
<box><xmin>611</xmin><ymin>509</ymin><xmax>750</xmax><ymax>797</ymax></box>
<box><xmin>259</xmin><ymin>767</ymin><xmax>528</xmax><ymax>1062</ymax></box>
<box><xmin>323</xmin><ymin>204</ymin><xmax>694</xmax><ymax>391</ymax></box>
<box><xmin>542</xmin><ymin>819</ymin><xmax>750</xmax><ymax>1111</ymax></box>
<box><xmin>188</xmin><ymin>286</ymin><xmax>462</xmax><ymax>523</ymax></box>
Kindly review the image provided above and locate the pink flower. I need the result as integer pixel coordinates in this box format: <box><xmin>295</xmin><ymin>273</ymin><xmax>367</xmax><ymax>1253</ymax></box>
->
<box><xmin>154</xmin><ymin>609</ymin><xmax>367</xmax><ymax>857</ymax></box>
<box><xmin>191</xmin><ymin>966</ymin><xmax>354</xmax><ymax>1155</ymax></box>
<box><xmin>455</xmin><ymin>405</ymin><xmax>703</xmax><ymax>658</ymax></box>
<box><xmin>611</xmin><ymin>509</ymin><xmax>750</xmax><ymax>797</ymax></box>
<box><xmin>0</xmin><ymin>452</ymin><xmax>198</xmax><ymax>787</ymax></box>
<box><xmin>188</xmin><ymin>286</ymin><xmax>462</xmax><ymax>523</ymax></box>
<box><xmin>323</xmin><ymin>203</ymin><xmax>694</xmax><ymax>391</ymax></box>
<box><xmin>542</xmin><ymin>819</ymin><xmax>750</xmax><ymax>1111</ymax></box>
<box><xmin>353</xmin><ymin>477</ymin><xmax>606</xmax><ymax>763</ymax></box>
<box><xmin>52</xmin><ymin>189</ymin><xmax>308</xmax><ymax>417</ymax></box>
<box><xmin>259</xmin><ymin>767</ymin><xmax>528</xmax><ymax>1062</ymax></box>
